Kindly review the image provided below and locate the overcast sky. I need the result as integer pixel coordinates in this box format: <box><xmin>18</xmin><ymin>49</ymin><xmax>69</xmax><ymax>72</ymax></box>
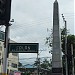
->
<box><xmin>9</xmin><ymin>0</ymin><xmax>75</xmax><ymax>65</ymax></box>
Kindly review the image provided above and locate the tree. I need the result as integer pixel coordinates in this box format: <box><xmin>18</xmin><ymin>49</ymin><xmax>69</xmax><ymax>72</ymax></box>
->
<box><xmin>62</xmin><ymin>35</ymin><xmax>75</xmax><ymax>54</ymax></box>
<box><xmin>34</xmin><ymin>58</ymin><xmax>40</xmax><ymax>66</ymax></box>
<box><xmin>45</xmin><ymin>29</ymin><xmax>53</xmax><ymax>54</ymax></box>
<box><xmin>45</xmin><ymin>28</ymin><xmax>75</xmax><ymax>75</ymax></box>
<box><xmin>34</xmin><ymin>58</ymin><xmax>51</xmax><ymax>70</ymax></box>
<box><xmin>62</xmin><ymin>35</ymin><xmax>75</xmax><ymax>75</ymax></box>
<box><xmin>18</xmin><ymin>62</ymin><xmax>23</xmax><ymax>67</ymax></box>
<box><xmin>40</xmin><ymin>59</ymin><xmax>52</xmax><ymax>70</ymax></box>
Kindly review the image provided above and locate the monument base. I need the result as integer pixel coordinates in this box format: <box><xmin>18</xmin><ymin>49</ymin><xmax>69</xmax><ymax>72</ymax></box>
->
<box><xmin>51</xmin><ymin>68</ymin><xmax>63</xmax><ymax>75</ymax></box>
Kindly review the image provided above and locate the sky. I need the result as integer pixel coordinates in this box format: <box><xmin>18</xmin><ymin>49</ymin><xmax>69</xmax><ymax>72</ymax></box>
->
<box><xmin>3</xmin><ymin>0</ymin><xmax>75</xmax><ymax>65</ymax></box>
<box><xmin>9</xmin><ymin>0</ymin><xmax>75</xmax><ymax>65</ymax></box>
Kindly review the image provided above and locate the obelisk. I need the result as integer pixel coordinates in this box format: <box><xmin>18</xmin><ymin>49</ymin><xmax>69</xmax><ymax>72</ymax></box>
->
<box><xmin>52</xmin><ymin>0</ymin><xmax>62</xmax><ymax>75</ymax></box>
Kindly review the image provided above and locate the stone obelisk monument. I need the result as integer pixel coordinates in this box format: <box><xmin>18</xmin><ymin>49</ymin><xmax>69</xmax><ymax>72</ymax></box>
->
<box><xmin>52</xmin><ymin>0</ymin><xmax>62</xmax><ymax>75</ymax></box>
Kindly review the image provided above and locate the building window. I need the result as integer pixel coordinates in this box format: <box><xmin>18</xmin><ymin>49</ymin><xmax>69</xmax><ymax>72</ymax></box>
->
<box><xmin>0</xmin><ymin>59</ymin><xmax>1</xmax><ymax>65</ymax></box>
<box><xmin>0</xmin><ymin>46</ymin><xmax>2</xmax><ymax>51</ymax></box>
<box><xmin>8</xmin><ymin>62</ymin><xmax>9</xmax><ymax>67</ymax></box>
<box><xmin>12</xmin><ymin>53</ymin><xmax>18</xmax><ymax>56</ymax></box>
<box><xmin>11</xmin><ymin>63</ymin><xmax>17</xmax><ymax>68</ymax></box>
<box><xmin>0</xmin><ymin>53</ymin><xmax>1</xmax><ymax>56</ymax></box>
<box><xmin>7</xmin><ymin>69</ymin><xmax>9</xmax><ymax>74</ymax></box>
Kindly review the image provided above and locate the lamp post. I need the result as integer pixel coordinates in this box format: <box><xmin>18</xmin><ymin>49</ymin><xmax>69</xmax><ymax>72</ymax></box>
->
<box><xmin>3</xmin><ymin>19</ymin><xmax>14</xmax><ymax>74</ymax></box>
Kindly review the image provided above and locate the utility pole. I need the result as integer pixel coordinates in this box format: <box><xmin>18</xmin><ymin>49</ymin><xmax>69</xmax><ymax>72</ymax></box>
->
<box><xmin>3</xmin><ymin>19</ymin><xmax>14</xmax><ymax>74</ymax></box>
<box><xmin>71</xmin><ymin>44</ymin><xmax>74</xmax><ymax>75</ymax></box>
<box><xmin>62</xmin><ymin>14</ymin><xmax>68</xmax><ymax>75</ymax></box>
<box><xmin>37</xmin><ymin>53</ymin><xmax>40</xmax><ymax>75</ymax></box>
<box><xmin>3</xmin><ymin>23</ymin><xmax>10</xmax><ymax>75</ymax></box>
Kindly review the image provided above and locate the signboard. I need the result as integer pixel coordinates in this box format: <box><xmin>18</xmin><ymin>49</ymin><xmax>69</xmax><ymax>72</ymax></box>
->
<box><xmin>0</xmin><ymin>31</ymin><xmax>5</xmax><ymax>41</ymax></box>
<box><xmin>8</xmin><ymin>43</ymin><xmax>39</xmax><ymax>53</ymax></box>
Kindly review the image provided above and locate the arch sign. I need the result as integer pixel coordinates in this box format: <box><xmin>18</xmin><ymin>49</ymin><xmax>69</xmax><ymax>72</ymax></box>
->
<box><xmin>8</xmin><ymin>43</ymin><xmax>39</xmax><ymax>53</ymax></box>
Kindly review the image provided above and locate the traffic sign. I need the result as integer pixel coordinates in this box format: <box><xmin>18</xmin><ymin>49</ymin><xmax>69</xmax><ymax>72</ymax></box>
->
<box><xmin>8</xmin><ymin>43</ymin><xmax>39</xmax><ymax>53</ymax></box>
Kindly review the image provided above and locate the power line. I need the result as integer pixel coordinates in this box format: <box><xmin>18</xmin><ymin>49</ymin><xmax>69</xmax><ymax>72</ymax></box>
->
<box><xmin>8</xmin><ymin>56</ymin><xmax>51</xmax><ymax>60</ymax></box>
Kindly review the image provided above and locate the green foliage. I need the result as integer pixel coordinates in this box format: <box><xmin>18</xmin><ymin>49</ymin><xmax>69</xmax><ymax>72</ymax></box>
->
<box><xmin>62</xmin><ymin>35</ymin><xmax>75</xmax><ymax>54</ymax></box>
<box><xmin>62</xmin><ymin>35</ymin><xmax>75</xmax><ymax>75</ymax></box>
<box><xmin>45</xmin><ymin>29</ymin><xmax>53</xmax><ymax>48</ymax></box>
<box><xmin>45</xmin><ymin>27</ymin><xmax>75</xmax><ymax>74</ymax></box>
<box><xmin>40</xmin><ymin>59</ymin><xmax>52</xmax><ymax>70</ymax></box>
<box><xmin>61</xmin><ymin>29</ymin><xmax>75</xmax><ymax>75</ymax></box>
<box><xmin>18</xmin><ymin>62</ymin><xmax>22</xmax><ymax>67</ymax></box>
<box><xmin>34</xmin><ymin>58</ymin><xmax>40</xmax><ymax>66</ymax></box>
<box><xmin>45</xmin><ymin>28</ymin><xmax>75</xmax><ymax>55</ymax></box>
<box><xmin>34</xmin><ymin>58</ymin><xmax>52</xmax><ymax>70</ymax></box>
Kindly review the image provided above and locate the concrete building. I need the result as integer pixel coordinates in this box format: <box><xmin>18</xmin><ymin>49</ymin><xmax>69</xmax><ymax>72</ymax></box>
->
<box><xmin>0</xmin><ymin>40</ymin><xmax>19</xmax><ymax>74</ymax></box>
<box><xmin>7</xmin><ymin>40</ymin><xmax>19</xmax><ymax>73</ymax></box>
<box><xmin>0</xmin><ymin>41</ymin><xmax>4</xmax><ymax>73</ymax></box>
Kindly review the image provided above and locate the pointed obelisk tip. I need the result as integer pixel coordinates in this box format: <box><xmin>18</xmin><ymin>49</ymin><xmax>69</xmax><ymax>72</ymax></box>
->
<box><xmin>55</xmin><ymin>0</ymin><xmax>57</xmax><ymax>2</ymax></box>
<box><xmin>54</xmin><ymin>0</ymin><xmax>58</xmax><ymax>3</ymax></box>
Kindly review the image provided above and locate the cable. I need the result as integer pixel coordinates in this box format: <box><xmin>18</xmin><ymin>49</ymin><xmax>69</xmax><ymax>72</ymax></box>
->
<box><xmin>8</xmin><ymin>56</ymin><xmax>51</xmax><ymax>60</ymax></box>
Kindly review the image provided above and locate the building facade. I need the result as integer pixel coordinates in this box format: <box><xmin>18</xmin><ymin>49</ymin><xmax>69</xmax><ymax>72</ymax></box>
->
<box><xmin>0</xmin><ymin>39</ymin><xmax>19</xmax><ymax>73</ymax></box>
<box><xmin>0</xmin><ymin>41</ymin><xmax>4</xmax><ymax>73</ymax></box>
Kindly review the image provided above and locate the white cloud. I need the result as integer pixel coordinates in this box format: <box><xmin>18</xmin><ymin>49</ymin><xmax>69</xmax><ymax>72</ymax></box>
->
<box><xmin>10</xmin><ymin>0</ymin><xmax>74</xmax><ymax>64</ymax></box>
